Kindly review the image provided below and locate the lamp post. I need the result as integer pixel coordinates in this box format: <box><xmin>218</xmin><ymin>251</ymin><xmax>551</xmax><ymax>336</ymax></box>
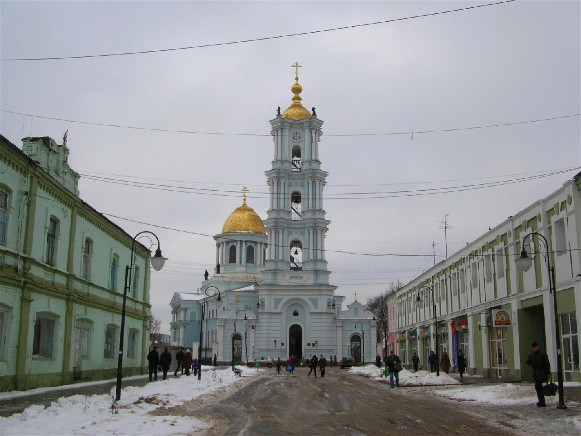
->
<box><xmin>199</xmin><ymin>285</ymin><xmax>221</xmax><ymax>381</ymax></box>
<box><xmin>115</xmin><ymin>231</ymin><xmax>166</xmax><ymax>402</ymax></box>
<box><xmin>415</xmin><ymin>285</ymin><xmax>438</xmax><ymax>376</ymax></box>
<box><xmin>236</xmin><ymin>306</ymin><xmax>253</xmax><ymax>364</ymax></box>
<box><xmin>516</xmin><ymin>232</ymin><xmax>566</xmax><ymax>409</ymax></box>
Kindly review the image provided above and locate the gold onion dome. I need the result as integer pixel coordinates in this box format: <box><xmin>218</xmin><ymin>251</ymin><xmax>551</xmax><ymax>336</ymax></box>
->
<box><xmin>222</xmin><ymin>187</ymin><xmax>266</xmax><ymax>235</ymax></box>
<box><xmin>281</xmin><ymin>62</ymin><xmax>312</xmax><ymax>121</ymax></box>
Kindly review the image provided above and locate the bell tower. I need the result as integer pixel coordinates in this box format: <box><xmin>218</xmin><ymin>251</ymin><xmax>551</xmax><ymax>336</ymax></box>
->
<box><xmin>263</xmin><ymin>63</ymin><xmax>332</xmax><ymax>287</ymax></box>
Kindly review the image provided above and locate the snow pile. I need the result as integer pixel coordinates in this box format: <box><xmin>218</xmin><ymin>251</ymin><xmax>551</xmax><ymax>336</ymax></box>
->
<box><xmin>350</xmin><ymin>365</ymin><xmax>460</xmax><ymax>386</ymax></box>
<box><xmin>436</xmin><ymin>383</ymin><xmax>536</xmax><ymax>405</ymax></box>
<box><xmin>0</xmin><ymin>366</ymin><xmax>258</xmax><ymax>435</ymax></box>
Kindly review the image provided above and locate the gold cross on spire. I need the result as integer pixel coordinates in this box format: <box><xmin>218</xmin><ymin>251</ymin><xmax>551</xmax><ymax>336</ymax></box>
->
<box><xmin>242</xmin><ymin>186</ymin><xmax>249</xmax><ymax>204</ymax></box>
<box><xmin>354</xmin><ymin>291</ymin><xmax>358</xmax><ymax>302</ymax></box>
<box><xmin>291</xmin><ymin>61</ymin><xmax>302</xmax><ymax>79</ymax></box>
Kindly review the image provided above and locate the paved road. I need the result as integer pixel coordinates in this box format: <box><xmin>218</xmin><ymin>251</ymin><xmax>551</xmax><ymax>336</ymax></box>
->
<box><xmin>177</xmin><ymin>367</ymin><xmax>515</xmax><ymax>435</ymax></box>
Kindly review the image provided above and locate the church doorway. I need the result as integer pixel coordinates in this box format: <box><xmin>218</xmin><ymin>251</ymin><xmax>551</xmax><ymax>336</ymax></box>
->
<box><xmin>351</xmin><ymin>335</ymin><xmax>362</xmax><ymax>362</ymax></box>
<box><xmin>232</xmin><ymin>333</ymin><xmax>242</xmax><ymax>365</ymax></box>
<box><xmin>289</xmin><ymin>324</ymin><xmax>303</xmax><ymax>360</ymax></box>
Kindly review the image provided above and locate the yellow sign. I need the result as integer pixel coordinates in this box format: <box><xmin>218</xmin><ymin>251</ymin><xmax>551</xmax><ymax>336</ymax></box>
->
<box><xmin>492</xmin><ymin>309</ymin><xmax>511</xmax><ymax>327</ymax></box>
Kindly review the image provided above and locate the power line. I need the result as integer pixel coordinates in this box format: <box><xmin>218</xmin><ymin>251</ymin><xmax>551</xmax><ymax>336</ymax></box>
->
<box><xmin>3</xmin><ymin>109</ymin><xmax>577</xmax><ymax>138</ymax></box>
<box><xmin>2</xmin><ymin>1</ymin><xmax>517</xmax><ymax>62</ymax></box>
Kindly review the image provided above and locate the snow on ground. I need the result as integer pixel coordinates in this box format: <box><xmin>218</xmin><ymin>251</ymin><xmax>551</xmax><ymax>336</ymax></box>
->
<box><xmin>0</xmin><ymin>366</ymin><xmax>260</xmax><ymax>436</ymax></box>
<box><xmin>350</xmin><ymin>364</ymin><xmax>461</xmax><ymax>386</ymax></box>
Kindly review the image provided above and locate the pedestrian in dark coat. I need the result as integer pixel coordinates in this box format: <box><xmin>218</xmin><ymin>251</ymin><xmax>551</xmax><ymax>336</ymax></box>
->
<box><xmin>376</xmin><ymin>354</ymin><xmax>381</xmax><ymax>368</ymax></box>
<box><xmin>160</xmin><ymin>348</ymin><xmax>172</xmax><ymax>380</ymax></box>
<box><xmin>440</xmin><ymin>352</ymin><xmax>451</xmax><ymax>374</ymax></box>
<box><xmin>147</xmin><ymin>347</ymin><xmax>160</xmax><ymax>381</ymax></box>
<box><xmin>319</xmin><ymin>355</ymin><xmax>327</xmax><ymax>377</ymax></box>
<box><xmin>214</xmin><ymin>354</ymin><xmax>217</xmax><ymax>367</ymax></box>
<box><xmin>412</xmin><ymin>353</ymin><xmax>420</xmax><ymax>372</ymax></box>
<box><xmin>428</xmin><ymin>351</ymin><xmax>437</xmax><ymax>373</ymax></box>
<box><xmin>526</xmin><ymin>341</ymin><xmax>551</xmax><ymax>407</ymax></box>
<box><xmin>193</xmin><ymin>358</ymin><xmax>200</xmax><ymax>376</ymax></box>
<box><xmin>276</xmin><ymin>357</ymin><xmax>282</xmax><ymax>374</ymax></box>
<box><xmin>182</xmin><ymin>349</ymin><xmax>193</xmax><ymax>376</ymax></box>
<box><xmin>308</xmin><ymin>355</ymin><xmax>318</xmax><ymax>378</ymax></box>
<box><xmin>457</xmin><ymin>350</ymin><xmax>467</xmax><ymax>378</ymax></box>
<box><xmin>174</xmin><ymin>347</ymin><xmax>184</xmax><ymax>377</ymax></box>
<box><xmin>386</xmin><ymin>350</ymin><xmax>401</xmax><ymax>388</ymax></box>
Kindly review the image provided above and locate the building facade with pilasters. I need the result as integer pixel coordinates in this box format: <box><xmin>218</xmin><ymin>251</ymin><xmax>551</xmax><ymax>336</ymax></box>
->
<box><xmin>0</xmin><ymin>135</ymin><xmax>152</xmax><ymax>392</ymax></box>
<box><xmin>396</xmin><ymin>173</ymin><xmax>581</xmax><ymax>381</ymax></box>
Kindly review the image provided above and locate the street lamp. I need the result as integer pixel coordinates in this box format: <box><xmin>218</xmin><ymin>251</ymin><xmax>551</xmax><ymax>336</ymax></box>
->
<box><xmin>516</xmin><ymin>232</ymin><xmax>566</xmax><ymax>409</ymax></box>
<box><xmin>115</xmin><ymin>231</ymin><xmax>166</xmax><ymax>402</ymax></box>
<box><xmin>415</xmin><ymin>285</ymin><xmax>439</xmax><ymax>376</ymax></box>
<box><xmin>199</xmin><ymin>285</ymin><xmax>221</xmax><ymax>380</ymax></box>
<box><xmin>236</xmin><ymin>306</ymin><xmax>254</xmax><ymax>364</ymax></box>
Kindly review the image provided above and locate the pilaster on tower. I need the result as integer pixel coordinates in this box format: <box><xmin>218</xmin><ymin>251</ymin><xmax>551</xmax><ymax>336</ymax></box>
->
<box><xmin>263</xmin><ymin>64</ymin><xmax>331</xmax><ymax>287</ymax></box>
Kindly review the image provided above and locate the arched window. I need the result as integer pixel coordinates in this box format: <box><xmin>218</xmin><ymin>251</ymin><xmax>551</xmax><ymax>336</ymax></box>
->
<box><xmin>0</xmin><ymin>188</ymin><xmax>9</xmax><ymax>245</ymax></box>
<box><xmin>132</xmin><ymin>266</ymin><xmax>140</xmax><ymax>298</ymax></box>
<box><xmin>290</xmin><ymin>240</ymin><xmax>303</xmax><ymax>271</ymax></box>
<box><xmin>46</xmin><ymin>216</ymin><xmax>59</xmax><ymax>266</ymax></box>
<box><xmin>33</xmin><ymin>312</ymin><xmax>58</xmax><ymax>358</ymax></box>
<box><xmin>246</xmin><ymin>245</ymin><xmax>255</xmax><ymax>264</ymax></box>
<box><xmin>291</xmin><ymin>191</ymin><xmax>302</xmax><ymax>220</ymax></box>
<box><xmin>292</xmin><ymin>146</ymin><xmax>302</xmax><ymax>171</ymax></box>
<box><xmin>110</xmin><ymin>254</ymin><xmax>119</xmax><ymax>291</ymax></box>
<box><xmin>82</xmin><ymin>238</ymin><xmax>92</xmax><ymax>280</ymax></box>
<box><xmin>229</xmin><ymin>245</ymin><xmax>237</xmax><ymax>264</ymax></box>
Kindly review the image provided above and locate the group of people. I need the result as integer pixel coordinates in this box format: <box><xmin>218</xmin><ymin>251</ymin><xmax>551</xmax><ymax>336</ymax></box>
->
<box><xmin>146</xmin><ymin>346</ymin><xmax>203</xmax><ymax>381</ymax></box>
<box><xmin>307</xmin><ymin>354</ymin><xmax>328</xmax><ymax>378</ymax></box>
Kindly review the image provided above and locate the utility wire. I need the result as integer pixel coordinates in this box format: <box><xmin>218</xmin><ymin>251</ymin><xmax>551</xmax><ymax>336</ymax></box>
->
<box><xmin>2</xmin><ymin>0</ymin><xmax>517</xmax><ymax>62</ymax></box>
<box><xmin>4</xmin><ymin>109</ymin><xmax>577</xmax><ymax>138</ymax></box>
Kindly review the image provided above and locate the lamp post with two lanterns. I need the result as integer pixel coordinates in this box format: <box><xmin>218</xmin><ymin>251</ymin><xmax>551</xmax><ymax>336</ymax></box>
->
<box><xmin>115</xmin><ymin>231</ymin><xmax>166</xmax><ymax>402</ymax></box>
<box><xmin>236</xmin><ymin>306</ymin><xmax>255</xmax><ymax>364</ymax></box>
<box><xmin>516</xmin><ymin>231</ymin><xmax>566</xmax><ymax>409</ymax></box>
<box><xmin>199</xmin><ymin>286</ymin><xmax>221</xmax><ymax>381</ymax></box>
<box><xmin>414</xmin><ymin>285</ymin><xmax>439</xmax><ymax>377</ymax></box>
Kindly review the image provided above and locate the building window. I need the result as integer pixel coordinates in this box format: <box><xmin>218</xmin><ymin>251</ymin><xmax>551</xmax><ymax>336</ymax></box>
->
<box><xmin>110</xmin><ymin>254</ymin><xmax>119</xmax><ymax>291</ymax></box>
<box><xmin>246</xmin><ymin>245</ymin><xmax>255</xmax><ymax>264</ymax></box>
<box><xmin>292</xmin><ymin>146</ymin><xmax>302</xmax><ymax>171</ymax></box>
<box><xmin>490</xmin><ymin>327</ymin><xmax>508</xmax><ymax>370</ymax></box>
<box><xmin>0</xmin><ymin>189</ymin><xmax>8</xmax><ymax>245</ymax></box>
<box><xmin>471</xmin><ymin>263</ymin><xmax>478</xmax><ymax>288</ymax></box>
<box><xmin>75</xmin><ymin>319</ymin><xmax>91</xmax><ymax>359</ymax></box>
<box><xmin>561</xmin><ymin>312</ymin><xmax>579</xmax><ymax>374</ymax></box>
<box><xmin>451</xmin><ymin>272</ymin><xmax>458</xmax><ymax>296</ymax></box>
<box><xmin>555</xmin><ymin>218</ymin><xmax>566</xmax><ymax>256</ymax></box>
<box><xmin>496</xmin><ymin>248</ymin><xmax>505</xmax><ymax>279</ymax></box>
<box><xmin>132</xmin><ymin>266</ymin><xmax>140</xmax><ymax>298</ymax></box>
<box><xmin>291</xmin><ymin>191</ymin><xmax>302</xmax><ymax>220</ymax></box>
<box><xmin>128</xmin><ymin>329</ymin><xmax>138</xmax><ymax>358</ymax></box>
<box><xmin>104</xmin><ymin>324</ymin><xmax>117</xmax><ymax>359</ymax></box>
<box><xmin>82</xmin><ymin>238</ymin><xmax>92</xmax><ymax>280</ymax></box>
<box><xmin>33</xmin><ymin>314</ymin><xmax>56</xmax><ymax>358</ymax></box>
<box><xmin>484</xmin><ymin>254</ymin><xmax>493</xmax><ymax>283</ymax></box>
<box><xmin>229</xmin><ymin>245</ymin><xmax>237</xmax><ymax>264</ymax></box>
<box><xmin>46</xmin><ymin>217</ymin><xmax>58</xmax><ymax>266</ymax></box>
<box><xmin>0</xmin><ymin>309</ymin><xmax>6</xmax><ymax>361</ymax></box>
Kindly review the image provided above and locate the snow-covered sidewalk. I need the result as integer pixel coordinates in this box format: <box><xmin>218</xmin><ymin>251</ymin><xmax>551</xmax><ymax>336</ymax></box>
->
<box><xmin>0</xmin><ymin>366</ymin><xmax>260</xmax><ymax>436</ymax></box>
<box><xmin>350</xmin><ymin>364</ymin><xmax>462</xmax><ymax>386</ymax></box>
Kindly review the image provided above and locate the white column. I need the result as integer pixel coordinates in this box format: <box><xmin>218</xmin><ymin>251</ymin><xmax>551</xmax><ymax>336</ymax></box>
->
<box><xmin>543</xmin><ymin>290</ymin><xmax>557</xmax><ymax>371</ymax></box>
<box><xmin>510</xmin><ymin>299</ymin><xmax>521</xmax><ymax>372</ymax></box>
<box><xmin>215</xmin><ymin>243</ymin><xmax>220</xmax><ymax>267</ymax></box>
<box><xmin>336</xmin><ymin>323</ymin><xmax>343</xmax><ymax>357</ymax></box>
<box><xmin>481</xmin><ymin>313</ymin><xmax>490</xmax><ymax>369</ymax></box>
<box><xmin>467</xmin><ymin>314</ymin><xmax>475</xmax><ymax>369</ymax></box>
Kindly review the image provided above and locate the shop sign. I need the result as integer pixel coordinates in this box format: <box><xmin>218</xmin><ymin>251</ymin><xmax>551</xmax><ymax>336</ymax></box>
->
<box><xmin>409</xmin><ymin>329</ymin><xmax>417</xmax><ymax>338</ymax></box>
<box><xmin>451</xmin><ymin>319</ymin><xmax>469</xmax><ymax>333</ymax></box>
<box><xmin>492</xmin><ymin>309</ymin><xmax>511</xmax><ymax>327</ymax></box>
<box><xmin>398</xmin><ymin>332</ymin><xmax>407</xmax><ymax>341</ymax></box>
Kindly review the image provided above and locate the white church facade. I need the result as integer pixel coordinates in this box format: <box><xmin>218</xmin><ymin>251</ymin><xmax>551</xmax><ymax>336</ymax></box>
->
<box><xmin>170</xmin><ymin>67</ymin><xmax>376</xmax><ymax>364</ymax></box>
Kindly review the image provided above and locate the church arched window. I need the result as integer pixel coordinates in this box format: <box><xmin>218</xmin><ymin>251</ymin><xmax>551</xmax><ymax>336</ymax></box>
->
<box><xmin>291</xmin><ymin>191</ymin><xmax>301</xmax><ymax>220</ymax></box>
<box><xmin>290</xmin><ymin>240</ymin><xmax>302</xmax><ymax>271</ymax></box>
<box><xmin>292</xmin><ymin>146</ymin><xmax>301</xmax><ymax>171</ymax></box>
<box><xmin>229</xmin><ymin>245</ymin><xmax>237</xmax><ymax>264</ymax></box>
<box><xmin>246</xmin><ymin>245</ymin><xmax>255</xmax><ymax>264</ymax></box>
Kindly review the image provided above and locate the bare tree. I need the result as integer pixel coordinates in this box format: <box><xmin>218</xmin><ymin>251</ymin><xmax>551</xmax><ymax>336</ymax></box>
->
<box><xmin>149</xmin><ymin>314</ymin><xmax>162</xmax><ymax>343</ymax></box>
<box><xmin>366</xmin><ymin>280</ymin><xmax>404</xmax><ymax>361</ymax></box>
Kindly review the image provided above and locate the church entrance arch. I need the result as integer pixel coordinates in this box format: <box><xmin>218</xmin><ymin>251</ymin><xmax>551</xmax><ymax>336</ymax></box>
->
<box><xmin>351</xmin><ymin>335</ymin><xmax>362</xmax><ymax>362</ymax></box>
<box><xmin>289</xmin><ymin>324</ymin><xmax>303</xmax><ymax>360</ymax></box>
<box><xmin>232</xmin><ymin>333</ymin><xmax>242</xmax><ymax>365</ymax></box>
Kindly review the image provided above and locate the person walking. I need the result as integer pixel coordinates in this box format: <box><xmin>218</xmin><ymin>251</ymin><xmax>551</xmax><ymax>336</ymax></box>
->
<box><xmin>526</xmin><ymin>341</ymin><xmax>551</xmax><ymax>407</ymax></box>
<box><xmin>174</xmin><ymin>347</ymin><xmax>184</xmax><ymax>377</ymax></box>
<box><xmin>147</xmin><ymin>347</ymin><xmax>160</xmax><ymax>382</ymax></box>
<box><xmin>213</xmin><ymin>354</ymin><xmax>217</xmax><ymax>367</ymax></box>
<box><xmin>376</xmin><ymin>354</ymin><xmax>381</xmax><ymax>368</ymax></box>
<box><xmin>276</xmin><ymin>357</ymin><xmax>282</xmax><ymax>374</ymax></box>
<box><xmin>182</xmin><ymin>349</ymin><xmax>193</xmax><ymax>376</ymax></box>
<box><xmin>193</xmin><ymin>357</ymin><xmax>199</xmax><ymax>376</ymax></box>
<box><xmin>457</xmin><ymin>350</ymin><xmax>467</xmax><ymax>379</ymax></box>
<box><xmin>319</xmin><ymin>355</ymin><xmax>327</xmax><ymax>378</ymax></box>
<box><xmin>386</xmin><ymin>350</ymin><xmax>401</xmax><ymax>388</ymax></box>
<box><xmin>289</xmin><ymin>355</ymin><xmax>295</xmax><ymax>374</ymax></box>
<box><xmin>308</xmin><ymin>355</ymin><xmax>318</xmax><ymax>378</ymax></box>
<box><xmin>412</xmin><ymin>352</ymin><xmax>420</xmax><ymax>372</ymax></box>
<box><xmin>428</xmin><ymin>351</ymin><xmax>436</xmax><ymax>373</ymax></box>
<box><xmin>160</xmin><ymin>347</ymin><xmax>172</xmax><ymax>380</ymax></box>
<box><xmin>441</xmin><ymin>351</ymin><xmax>451</xmax><ymax>374</ymax></box>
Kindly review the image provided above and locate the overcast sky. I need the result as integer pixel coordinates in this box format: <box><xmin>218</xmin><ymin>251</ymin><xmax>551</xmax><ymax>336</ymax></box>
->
<box><xmin>1</xmin><ymin>1</ymin><xmax>579</xmax><ymax>333</ymax></box>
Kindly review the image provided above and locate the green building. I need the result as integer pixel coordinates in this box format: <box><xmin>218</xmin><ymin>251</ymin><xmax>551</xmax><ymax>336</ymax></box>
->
<box><xmin>396</xmin><ymin>172</ymin><xmax>581</xmax><ymax>382</ymax></box>
<box><xmin>0</xmin><ymin>134</ymin><xmax>153</xmax><ymax>391</ymax></box>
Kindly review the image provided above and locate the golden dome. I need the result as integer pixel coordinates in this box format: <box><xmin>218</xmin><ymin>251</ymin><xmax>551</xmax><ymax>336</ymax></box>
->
<box><xmin>222</xmin><ymin>187</ymin><xmax>266</xmax><ymax>235</ymax></box>
<box><xmin>282</xmin><ymin>62</ymin><xmax>312</xmax><ymax>121</ymax></box>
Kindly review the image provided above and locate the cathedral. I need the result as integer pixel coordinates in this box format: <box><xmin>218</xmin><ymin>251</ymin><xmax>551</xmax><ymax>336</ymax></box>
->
<box><xmin>170</xmin><ymin>65</ymin><xmax>376</xmax><ymax>365</ymax></box>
